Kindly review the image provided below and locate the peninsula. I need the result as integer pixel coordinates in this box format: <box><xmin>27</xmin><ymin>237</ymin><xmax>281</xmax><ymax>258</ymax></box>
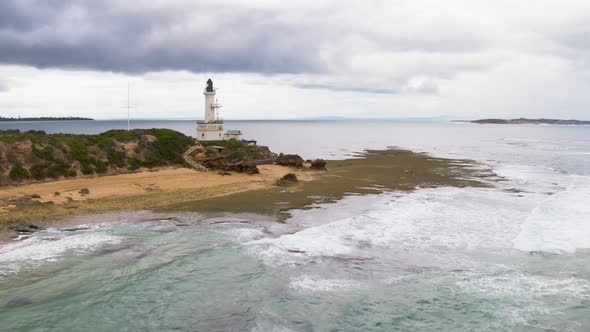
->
<box><xmin>463</xmin><ymin>118</ymin><xmax>590</xmax><ymax>125</ymax></box>
<box><xmin>0</xmin><ymin>116</ymin><xmax>93</xmax><ymax>122</ymax></box>
<box><xmin>0</xmin><ymin>79</ymin><xmax>489</xmax><ymax>239</ymax></box>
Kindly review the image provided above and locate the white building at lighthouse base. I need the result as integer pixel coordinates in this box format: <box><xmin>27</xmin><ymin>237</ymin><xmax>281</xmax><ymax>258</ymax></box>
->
<box><xmin>196</xmin><ymin>121</ymin><xmax>224</xmax><ymax>141</ymax></box>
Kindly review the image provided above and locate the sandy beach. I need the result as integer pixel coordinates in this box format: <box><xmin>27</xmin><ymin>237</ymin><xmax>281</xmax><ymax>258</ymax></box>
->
<box><xmin>0</xmin><ymin>165</ymin><xmax>307</xmax><ymax>206</ymax></box>
<box><xmin>0</xmin><ymin>165</ymin><xmax>315</xmax><ymax>227</ymax></box>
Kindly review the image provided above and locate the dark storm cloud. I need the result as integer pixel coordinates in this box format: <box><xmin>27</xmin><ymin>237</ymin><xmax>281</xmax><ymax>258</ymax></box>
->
<box><xmin>0</xmin><ymin>0</ymin><xmax>324</xmax><ymax>74</ymax></box>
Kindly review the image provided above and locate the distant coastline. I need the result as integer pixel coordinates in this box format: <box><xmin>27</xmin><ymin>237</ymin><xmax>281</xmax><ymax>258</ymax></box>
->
<box><xmin>456</xmin><ymin>118</ymin><xmax>590</xmax><ymax>125</ymax></box>
<box><xmin>0</xmin><ymin>116</ymin><xmax>94</xmax><ymax>122</ymax></box>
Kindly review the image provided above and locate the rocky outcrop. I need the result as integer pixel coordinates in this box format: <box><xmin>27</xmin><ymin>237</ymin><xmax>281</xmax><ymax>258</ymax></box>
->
<box><xmin>276</xmin><ymin>153</ymin><xmax>304</xmax><ymax>167</ymax></box>
<box><xmin>310</xmin><ymin>159</ymin><xmax>327</xmax><ymax>170</ymax></box>
<box><xmin>227</xmin><ymin>162</ymin><xmax>259</xmax><ymax>174</ymax></box>
<box><xmin>252</xmin><ymin>145</ymin><xmax>278</xmax><ymax>161</ymax></box>
<box><xmin>276</xmin><ymin>173</ymin><xmax>298</xmax><ymax>185</ymax></box>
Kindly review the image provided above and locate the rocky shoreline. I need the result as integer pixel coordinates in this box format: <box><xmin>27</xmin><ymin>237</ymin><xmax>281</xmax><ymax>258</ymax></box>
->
<box><xmin>0</xmin><ymin>147</ymin><xmax>490</xmax><ymax>242</ymax></box>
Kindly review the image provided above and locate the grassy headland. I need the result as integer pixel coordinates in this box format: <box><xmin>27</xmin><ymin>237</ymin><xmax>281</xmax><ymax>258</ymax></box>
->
<box><xmin>0</xmin><ymin>128</ymin><xmax>194</xmax><ymax>185</ymax></box>
<box><xmin>0</xmin><ymin>129</ymin><xmax>274</xmax><ymax>186</ymax></box>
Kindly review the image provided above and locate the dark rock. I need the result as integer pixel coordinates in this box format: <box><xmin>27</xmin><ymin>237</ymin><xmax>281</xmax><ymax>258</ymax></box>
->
<box><xmin>29</xmin><ymin>193</ymin><xmax>41</xmax><ymax>199</ymax></box>
<box><xmin>10</xmin><ymin>223</ymin><xmax>44</xmax><ymax>235</ymax></box>
<box><xmin>6</xmin><ymin>297</ymin><xmax>33</xmax><ymax>307</ymax></box>
<box><xmin>283</xmin><ymin>173</ymin><xmax>298</xmax><ymax>182</ymax></box>
<box><xmin>217</xmin><ymin>170</ymin><xmax>231</xmax><ymax>176</ymax></box>
<box><xmin>227</xmin><ymin>162</ymin><xmax>259</xmax><ymax>174</ymax></box>
<box><xmin>276</xmin><ymin>153</ymin><xmax>304</xmax><ymax>167</ymax></box>
<box><xmin>79</xmin><ymin>188</ymin><xmax>90</xmax><ymax>195</ymax></box>
<box><xmin>201</xmin><ymin>158</ymin><xmax>228</xmax><ymax>170</ymax></box>
<box><xmin>277</xmin><ymin>173</ymin><xmax>298</xmax><ymax>185</ymax></box>
<box><xmin>54</xmin><ymin>191</ymin><xmax>61</xmax><ymax>196</ymax></box>
<box><xmin>310</xmin><ymin>159</ymin><xmax>327</xmax><ymax>170</ymax></box>
<box><xmin>61</xmin><ymin>226</ymin><xmax>91</xmax><ymax>232</ymax></box>
<box><xmin>253</xmin><ymin>145</ymin><xmax>278</xmax><ymax>160</ymax></box>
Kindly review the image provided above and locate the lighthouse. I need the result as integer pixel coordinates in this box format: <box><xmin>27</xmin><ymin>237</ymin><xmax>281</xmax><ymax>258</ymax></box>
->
<box><xmin>196</xmin><ymin>79</ymin><xmax>223</xmax><ymax>140</ymax></box>
<box><xmin>203</xmin><ymin>79</ymin><xmax>218</xmax><ymax>123</ymax></box>
<box><xmin>196</xmin><ymin>79</ymin><xmax>240</xmax><ymax>141</ymax></box>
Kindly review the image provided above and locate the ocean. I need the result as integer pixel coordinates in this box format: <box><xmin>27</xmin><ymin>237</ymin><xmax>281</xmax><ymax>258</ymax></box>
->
<box><xmin>0</xmin><ymin>120</ymin><xmax>589</xmax><ymax>331</ymax></box>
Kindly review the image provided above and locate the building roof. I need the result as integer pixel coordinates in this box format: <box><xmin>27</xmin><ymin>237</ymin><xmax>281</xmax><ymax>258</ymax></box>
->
<box><xmin>225</xmin><ymin>130</ymin><xmax>242</xmax><ymax>135</ymax></box>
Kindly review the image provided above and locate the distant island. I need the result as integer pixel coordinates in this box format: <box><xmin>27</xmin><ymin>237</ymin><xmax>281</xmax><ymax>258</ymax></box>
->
<box><xmin>458</xmin><ymin>118</ymin><xmax>590</xmax><ymax>125</ymax></box>
<box><xmin>0</xmin><ymin>116</ymin><xmax>94</xmax><ymax>122</ymax></box>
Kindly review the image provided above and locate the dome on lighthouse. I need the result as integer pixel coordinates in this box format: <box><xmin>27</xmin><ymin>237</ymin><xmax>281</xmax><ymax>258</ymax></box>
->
<box><xmin>206</xmin><ymin>79</ymin><xmax>214</xmax><ymax>92</ymax></box>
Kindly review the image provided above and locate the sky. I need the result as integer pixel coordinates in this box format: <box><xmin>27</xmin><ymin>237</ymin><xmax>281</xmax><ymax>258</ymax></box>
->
<box><xmin>0</xmin><ymin>0</ymin><xmax>589</xmax><ymax>120</ymax></box>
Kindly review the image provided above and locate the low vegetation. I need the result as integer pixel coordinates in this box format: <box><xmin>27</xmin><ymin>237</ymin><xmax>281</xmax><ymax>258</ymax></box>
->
<box><xmin>0</xmin><ymin>129</ymin><xmax>194</xmax><ymax>186</ymax></box>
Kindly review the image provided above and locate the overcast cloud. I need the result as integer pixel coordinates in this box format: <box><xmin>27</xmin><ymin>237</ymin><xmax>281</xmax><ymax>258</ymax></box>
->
<box><xmin>0</xmin><ymin>0</ymin><xmax>589</xmax><ymax>119</ymax></box>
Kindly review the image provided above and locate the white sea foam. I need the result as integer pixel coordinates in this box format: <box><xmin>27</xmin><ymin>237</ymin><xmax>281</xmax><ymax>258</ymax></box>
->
<box><xmin>289</xmin><ymin>275</ymin><xmax>364</xmax><ymax>292</ymax></box>
<box><xmin>225</xmin><ymin>227</ymin><xmax>265</xmax><ymax>243</ymax></box>
<box><xmin>247</xmin><ymin>187</ymin><xmax>532</xmax><ymax>266</ymax></box>
<box><xmin>514</xmin><ymin>175</ymin><xmax>590</xmax><ymax>254</ymax></box>
<box><xmin>457</xmin><ymin>271</ymin><xmax>590</xmax><ymax>299</ymax></box>
<box><xmin>0</xmin><ymin>232</ymin><xmax>121</xmax><ymax>275</ymax></box>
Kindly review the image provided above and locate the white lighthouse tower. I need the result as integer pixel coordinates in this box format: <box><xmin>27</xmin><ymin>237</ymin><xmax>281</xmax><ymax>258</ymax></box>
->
<box><xmin>196</xmin><ymin>79</ymin><xmax>224</xmax><ymax>141</ymax></box>
<box><xmin>196</xmin><ymin>79</ymin><xmax>243</xmax><ymax>141</ymax></box>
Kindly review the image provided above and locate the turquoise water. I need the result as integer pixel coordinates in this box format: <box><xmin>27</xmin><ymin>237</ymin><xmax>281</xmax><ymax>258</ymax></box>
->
<box><xmin>1</xmin><ymin>121</ymin><xmax>589</xmax><ymax>331</ymax></box>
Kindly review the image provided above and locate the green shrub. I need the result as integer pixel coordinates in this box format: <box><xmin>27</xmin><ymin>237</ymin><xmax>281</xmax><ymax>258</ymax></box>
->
<box><xmin>9</xmin><ymin>163</ymin><xmax>30</xmax><ymax>181</ymax></box>
<box><xmin>50</xmin><ymin>160</ymin><xmax>73</xmax><ymax>179</ymax></box>
<box><xmin>32</xmin><ymin>145</ymin><xmax>55</xmax><ymax>161</ymax></box>
<box><xmin>81</xmin><ymin>163</ymin><xmax>94</xmax><ymax>175</ymax></box>
<box><xmin>100</xmin><ymin>130</ymin><xmax>141</xmax><ymax>142</ymax></box>
<box><xmin>42</xmin><ymin>146</ymin><xmax>54</xmax><ymax>161</ymax></box>
<box><xmin>128</xmin><ymin>157</ymin><xmax>142</xmax><ymax>171</ymax></box>
<box><xmin>58</xmin><ymin>136</ymin><xmax>89</xmax><ymax>162</ymax></box>
<box><xmin>32</xmin><ymin>145</ymin><xmax>42</xmax><ymax>159</ymax></box>
<box><xmin>142</xmin><ymin>128</ymin><xmax>193</xmax><ymax>166</ymax></box>
<box><xmin>230</xmin><ymin>151</ymin><xmax>245</xmax><ymax>162</ymax></box>
<box><xmin>29</xmin><ymin>164</ymin><xmax>45</xmax><ymax>180</ymax></box>
<box><xmin>29</xmin><ymin>160</ymin><xmax>73</xmax><ymax>180</ymax></box>
<box><xmin>94</xmin><ymin>159</ymin><xmax>108</xmax><ymax>174</ymax></box>
<box><xmin>107</xmin><ymin>150</ymin><xmax>127</xmax><ymax>168</ymax></box>
<box><xmin>226</xmin><ymin>138</ymin><xmax>242</xmax><ymax>150</ymax></box>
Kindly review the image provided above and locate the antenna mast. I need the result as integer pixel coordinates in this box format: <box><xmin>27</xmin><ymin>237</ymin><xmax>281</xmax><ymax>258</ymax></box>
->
<box><xmin>121</xmin><ymin>82</ymin><xmax>136</xmax><ymax>131</ymax></box>
<box><xmin>127</xmin><ymin>82</ymin><xmax>130</xmax><ymax>131</ymax></box>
